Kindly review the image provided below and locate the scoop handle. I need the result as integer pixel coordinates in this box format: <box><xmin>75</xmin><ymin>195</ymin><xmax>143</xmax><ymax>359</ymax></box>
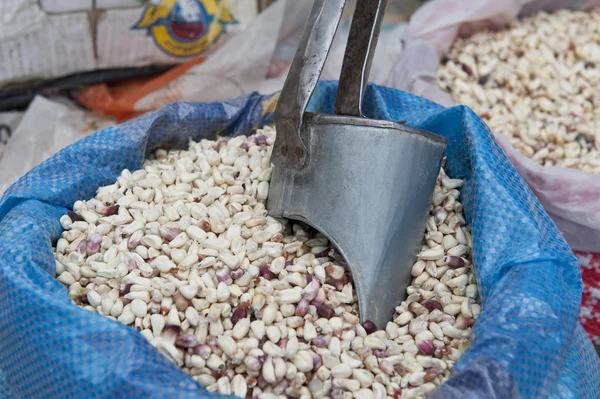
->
<box><xmin>335</xmin><ymin>0</ymin><xmax>389</xmax><ymax>117</ymax></box>
<box><xmin>273</xmin><ymin>0</ymin><xmax>346</xmax><ymax>169</ymax></box>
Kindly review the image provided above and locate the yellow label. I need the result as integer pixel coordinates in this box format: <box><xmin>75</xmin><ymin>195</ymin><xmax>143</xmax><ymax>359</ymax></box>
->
<box><xmin>132</xmin><ymin>0</ymin><xmax>235</xmax><ymax>58</ymax></box>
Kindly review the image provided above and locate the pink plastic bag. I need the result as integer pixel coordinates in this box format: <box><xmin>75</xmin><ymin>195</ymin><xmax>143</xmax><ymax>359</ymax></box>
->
<box><xmin>392</xmin><ymin>0</ymin><xmax>600</xmax><ymax>253</ymax></box>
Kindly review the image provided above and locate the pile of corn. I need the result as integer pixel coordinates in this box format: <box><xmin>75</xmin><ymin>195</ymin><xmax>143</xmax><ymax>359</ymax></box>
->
<box><xmin>54</xmin><ymin>126</ymin><xmax>479</xmax><ymax>399</ymax></box>
<box><xmin>438</xmin><ymin>9</ymin><xmax>600</xmax><ymax>173</ymax></box>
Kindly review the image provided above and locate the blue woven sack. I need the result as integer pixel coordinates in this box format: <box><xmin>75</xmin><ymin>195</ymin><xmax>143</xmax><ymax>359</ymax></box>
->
<box><xmin>0</xmin><ymin>82</ymin><xmax>598</xmax><ymax>399</ymax></box>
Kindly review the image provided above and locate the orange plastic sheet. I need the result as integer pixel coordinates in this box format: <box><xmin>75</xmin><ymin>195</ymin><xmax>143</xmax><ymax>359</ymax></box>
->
<box><xmin>75</xmin><ymin>57</ymin><xmax>206</xmax><ymax>122</ymax></box>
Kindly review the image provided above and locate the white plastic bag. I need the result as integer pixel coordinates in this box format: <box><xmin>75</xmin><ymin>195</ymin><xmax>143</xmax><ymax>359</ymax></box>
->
<box><xmin>0</xmin><ymin>0</ymin><xmax>258</xmax><ymax>87</ymax></box>
<box><xmin>0</xmin><ymin>96</ymin><xmax>115</xmax><ymax>196</ymax></box>
<box><xmin>394</xmin><ymin>0</ymin><xmax>600</xmax><ymax>252</ymax></box>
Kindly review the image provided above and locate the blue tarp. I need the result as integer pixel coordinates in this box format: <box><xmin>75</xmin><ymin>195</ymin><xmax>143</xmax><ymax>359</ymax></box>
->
<box><xmin>0</xmin><ymin>82</ymin><xmax>598</xmax><ymax>398</ymax></box>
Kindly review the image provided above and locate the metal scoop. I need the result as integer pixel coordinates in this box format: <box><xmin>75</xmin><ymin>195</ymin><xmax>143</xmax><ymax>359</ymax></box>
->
<box><xmin>267</xmin><ymin>0</ymin><xmax>447</xmax><ymax>328</ymax></box>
